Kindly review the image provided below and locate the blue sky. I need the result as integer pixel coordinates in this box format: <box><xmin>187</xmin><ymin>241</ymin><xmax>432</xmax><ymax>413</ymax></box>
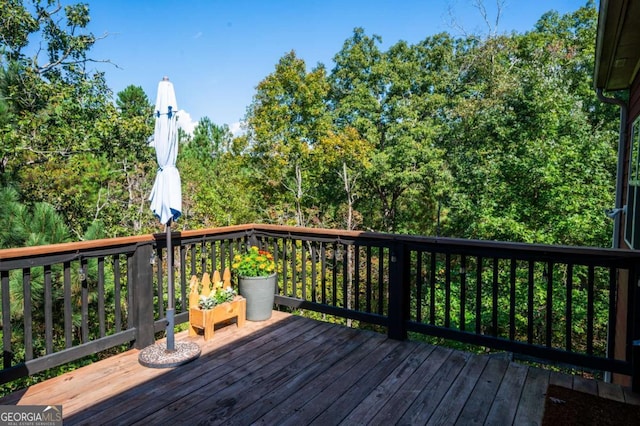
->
<box><xmin>85</xmin><ymin>0</ymin><xmax>590</xmax><ymax>133</ymax></box>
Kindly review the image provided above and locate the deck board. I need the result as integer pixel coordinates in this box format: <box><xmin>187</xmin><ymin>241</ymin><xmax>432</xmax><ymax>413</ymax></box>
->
<box><xmin>468</xmin><ymin>357</ymin><xmax>527</xmax><ymax>425</ymax></box>
<box><xmin>367</xmin><ymin>345</ymin><xmax>453</xmax><ymax>425</ymax></box>
<box><xmin>598</xmin><ymin>380</ymin><xmax>626</xmax><ymax>402</ymax></box>
<box><xmin>455</xmin><ymin>357</ymin><xmax>510</xmax><ymax>425</ymax></box>
<box><xmin>397</xmin><ymin>349</ymin><xmax>472</xmax><ymax>424</ymax></box>
<box><xmin>428</xmin><ymin>354</ymin><xmax>489</xmax><ymax>425</ymax></box>
<box><xmin>573</xmin><ymin>374</ymin><xmax>598</xmax><ymax>395</ymax></box>
<box><xmin>549</xmin><ymin>370</ymin><xmax>574</xmax><ymax>388</ymax></box>
<box><xmin>339</xmin><ymin>342</ymin><xmax>436</xmax><ymax>424</ymax></box>
<box><xmin>0</xmin><ymin>311</ymin><xmax>637</xmax><ymax>425</ymax></box>
<box><xmin>513</xmin><ymin>367</ymin><xmax>550</xmax><ymax>424</ymax></box>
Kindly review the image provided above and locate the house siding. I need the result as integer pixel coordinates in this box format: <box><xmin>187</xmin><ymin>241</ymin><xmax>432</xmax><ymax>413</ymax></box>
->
<box><xmin>622</xmin><ymin>72</ymin><xmax>640</xmax><ymax>250</ymax></box>
<box><xmin>612</xmin><ymin>71</ymin><xmax>640</xmax><ymax>385</ymax></box>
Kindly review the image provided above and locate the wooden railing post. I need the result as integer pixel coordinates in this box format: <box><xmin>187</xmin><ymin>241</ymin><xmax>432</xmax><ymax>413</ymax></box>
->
<box><xmin>131</xmin><ymin>243</ymin><xmax>155</xmax><ymax>349</ymax></box>
<box><xmin>388</xmin><ymin>243</ymin><xmax>410</xmax><ymax>341</ymax></box>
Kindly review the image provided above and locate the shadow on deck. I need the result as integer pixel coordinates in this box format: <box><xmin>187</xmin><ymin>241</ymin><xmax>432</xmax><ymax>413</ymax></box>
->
<box><xmin>0</xmin><ymin>312</ymin><xmax>638</xmax><ymax>425</ymax></box>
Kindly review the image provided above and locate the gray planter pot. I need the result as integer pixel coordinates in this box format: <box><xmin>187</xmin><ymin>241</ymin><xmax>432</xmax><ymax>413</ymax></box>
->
<box><xmin>238</xmin><ymin>273</ymin><xmax>276</xmax><ymax>321</ymax></box>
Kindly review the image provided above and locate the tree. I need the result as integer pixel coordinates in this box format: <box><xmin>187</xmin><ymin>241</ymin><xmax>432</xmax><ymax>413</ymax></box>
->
<box><xmin>183</xmin><ymin>117</ymin><xmax>233</xmax><ymax>163</ymax></box>
<box><xmin>178</xmin><ymin>117</ymin><xmax>255</xmax><ymax>228</ymax></box>
<box><xmin>442</xmin><ymin>2</ymin><xmax>615</xmax><ymax>247</ymax></box>
<box><xmin>315</xmin><ymin>127</ymin><xmax>372</xmax><ymax>230</ymax></box>
<box><xmin>0</xmin><ymin>0</ymin><xmax>104</xmax><ymax>171</ymax></box>
<box><xmin>329</xmin><ymin>29</ymin><xmax>450</xmax><ymax>233</ymax></box>
<box><xmin>246</xmin><ymin>51</ymin><xmax>330</xmax><ymax>226</ymax></box>
<box><xmin>0</xmin><ymin>0</ymin><xmax>123</xmax><ymax>237</ymax></box>
<box><xmin>109</xmin><ymin>85</ymin><xmax>155</xmax><ymax>234</ymax></box>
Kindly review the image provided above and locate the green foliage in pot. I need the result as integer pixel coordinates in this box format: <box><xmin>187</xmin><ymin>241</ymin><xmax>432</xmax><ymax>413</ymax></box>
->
<box><xmin>198</xmin><ymin>285</ymin><xmax>237</xmax><ymax>309</ymax></box>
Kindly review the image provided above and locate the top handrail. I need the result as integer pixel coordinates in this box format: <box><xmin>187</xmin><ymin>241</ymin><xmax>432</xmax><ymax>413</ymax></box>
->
<box><xmin>1</xmin><ymin>223</ymin><xmax>639</xmax><ymax>263</ymax></box>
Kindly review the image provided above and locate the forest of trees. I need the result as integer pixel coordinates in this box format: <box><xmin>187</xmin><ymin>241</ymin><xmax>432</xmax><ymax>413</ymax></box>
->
<box><xmin>0</xmin><ymin>0</ymin><xmax>618</xmax><ymax>251</ymax></box>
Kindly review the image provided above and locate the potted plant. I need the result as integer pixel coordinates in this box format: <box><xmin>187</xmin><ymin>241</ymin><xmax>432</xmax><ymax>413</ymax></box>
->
<box><xmin>232</xmin><ymin>245</ymin><xmax>277</xmax><ymax>321</ymax></box>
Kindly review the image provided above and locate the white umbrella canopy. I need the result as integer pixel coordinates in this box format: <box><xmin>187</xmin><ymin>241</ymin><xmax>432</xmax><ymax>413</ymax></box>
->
<box><xmin>149</xmin><ymin>76</ymin><xmax>181</xmax><ymax>225</ymax></box>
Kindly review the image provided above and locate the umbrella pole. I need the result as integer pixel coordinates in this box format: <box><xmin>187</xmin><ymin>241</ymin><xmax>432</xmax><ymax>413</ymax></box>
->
<box><xmin>166</xmin><ymin>219</ymin><xmax>175</xmax><ymax>352</ymax></box>
<box><xmin>137</xmin><ymin>215</ymin><xmax>200</xmax><ymax>368</ymax></box>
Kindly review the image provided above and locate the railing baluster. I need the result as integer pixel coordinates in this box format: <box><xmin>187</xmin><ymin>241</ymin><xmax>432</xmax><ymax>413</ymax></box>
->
<box><xmin>354</xmin><ymin>245</ymin><xmax>360</xmax><ymax>311</ymax></box>
<box><xmin>156</xmin><ymin>247</ymin><xmax>164</xmax><ymax>319</ymax></box>
<box><xmin>475</xmin><ymin>256</ymin><xmax>482</xmax><ymax>334</ymax></box>
<box><xmin>492</xmin><ymin>258</ymin><xmax>498</xmax><ymax>337</ymax></box>
<box><xmin>1</xmin><ymin>270</ymin><xmax>11</xmax><ymax>368</ymax></box>
<box><xmin>527</xmin><ymin>260</ymin><xmax>534</xmax><ymax>345</ymax></box>
<box><xmin>200</xmin><ymin>240</ymin><xmax>207</xmax><ymax>273</ymax></box>
<box><xmin>114</xmin><ymin>255</ymin><xmax>122</xmax><ymax>332</ymax></box>
<box><xmin>332</xmin><ymin>244</ymin><xmax>338</xmax><ymax>306</ymax></box>
<box><xmin>64</xmin><ymin>261</ymin><xmax>72</xmax><ymax>348</ymax></box>
<box><xmin>81</xmin><ymin>258</ymin><xmax>89</xmax><ymax>344</ymax></box>
<box><xmin>587</xmin><ymin>265</ymin><xmax>595</xmax><ymax>355</ymax></box>
<box><xmin>460</xmin><ymin>255</ymin><xmax>466</xmax><ymax>332</ymax></box>
<box><xmin>229</xmin><ymin>240</ymin><xmax>237</xmax><ymax>273</ymax></box>
<box><xmin>271</xmin><ymin>239</ymin><xmax>278</xmax><ymax>296</ymax></box>
<box><xmin>180</xmin><ymin>247</ymin><xmax>187</xmax><ymax>311</ymax></box>
<box><xmin>342</xmin><ymin>243</ymin><xmax>348</xmax><ymax>309</ymax></box>
<box><xmin>222</xmin><ymin>240</ymin><xmax>232</xmax><ymax>274</ymax></box>
<box><xmin>321</xmin><ymin>243</ymin><xmax>327</xmax><ymax>305</ymax></box>
<box><xmin>416</xmin><ymin>251</ymin><xmax>423</xmax><ymax>323</ymax></box>
<box><xmin>301</xmin><ymin>241</ymin><xmax>307</xmax><ymax>300</ymax></box>
<box><xmin>509</xmin><ymin>259</ymin><xmax>516</xmax><ymax>341</ymax></box>
<box><xmin>23</xmin><ymin>268</ymin><xmax>33</xmax><ymax>361</ymax></box>
<box><xmin>98</xmin><ymin>257</ymin><xmax>106</xmax><ymax>337</ymax></box>
<box><xmin>127</xmin><ymin>254</ymin><xmax>134</xmax><ymax>333</ymax></box>
<box><xmin>209</xmin><ymin>241</ymin><xmax>216</xmax><ymax>273</ymax></box>
<box><xmin>293</xmin><ymin>241</ymin><xmax>299</xmax><ymax>298</ymax></box>
<box><xmin>430</xmin><ymin>252</ymin><xmax>436</xmax><ymax>326</ymax></box>
<box><xmin>566</xmin><ymin>264</ymin><xmax>573</xmax><ymax>352</ymax></box>
<box><xmin>366</xmin><ymin>245</ymin><xmax>372</xmax><ymax>313</ymax></box>
<box><xmin>311</xmin><ymin>243</ymin><xmax>317</xmax><ymax>303</ymax></box>
<box><xmin>546</xmin><ymin>261</ymin><xmax>553</xmax><ymax>347</ymax></box>
<box><xmin>283</xmin><ymin>239</ymin><xmax>289</xmax><ymax>298</ymax></box>
<box><xmin>378</xmin><ymin>246</ymin><xmax>385</xmax><ymax>315</ymax></box>
<box><xmin>445</xmin><ymin>253</ymin><xmax>451</xmax><ymax>328</ymax></box>
<box><xmin>44</xmin><ymin>264</ymin><xmax>53</xmax><ymax>354</ymax></box>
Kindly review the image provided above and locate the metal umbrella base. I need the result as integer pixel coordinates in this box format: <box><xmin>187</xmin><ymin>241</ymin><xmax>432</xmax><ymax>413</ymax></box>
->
<box><xmin>139</xmin><ymin>308</ymin><xmax>200</xmax><ymax>368</ymax></box>
<box><xmin>138</xmin><ymin>341</ymin><xmax>201</xmax><ymax>368</ymax></box>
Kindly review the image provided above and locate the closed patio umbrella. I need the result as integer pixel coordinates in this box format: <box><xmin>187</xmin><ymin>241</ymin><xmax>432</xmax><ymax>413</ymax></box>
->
<box><xmin>149</xmin><ymin>77</ymin><xmax>181</xmax><ymax>228</ymax></box>
<box><xmin>139</xmin><ymin>77</ymin><xmax>199</xmax><ymax>368</ymax></box>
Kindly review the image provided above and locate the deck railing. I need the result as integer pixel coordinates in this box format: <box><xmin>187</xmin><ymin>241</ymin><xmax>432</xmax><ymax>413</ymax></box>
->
<box><xmin>1</xmin><ymin>224</ymin><xmax>639</xmax><ymax>388</ymax></box>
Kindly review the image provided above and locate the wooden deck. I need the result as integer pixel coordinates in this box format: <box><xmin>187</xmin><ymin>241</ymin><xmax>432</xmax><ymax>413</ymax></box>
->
<box><xmin>1</xmin><ymin>312</ymin><xmax>638</xmax><ymax>425</ymax></box>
